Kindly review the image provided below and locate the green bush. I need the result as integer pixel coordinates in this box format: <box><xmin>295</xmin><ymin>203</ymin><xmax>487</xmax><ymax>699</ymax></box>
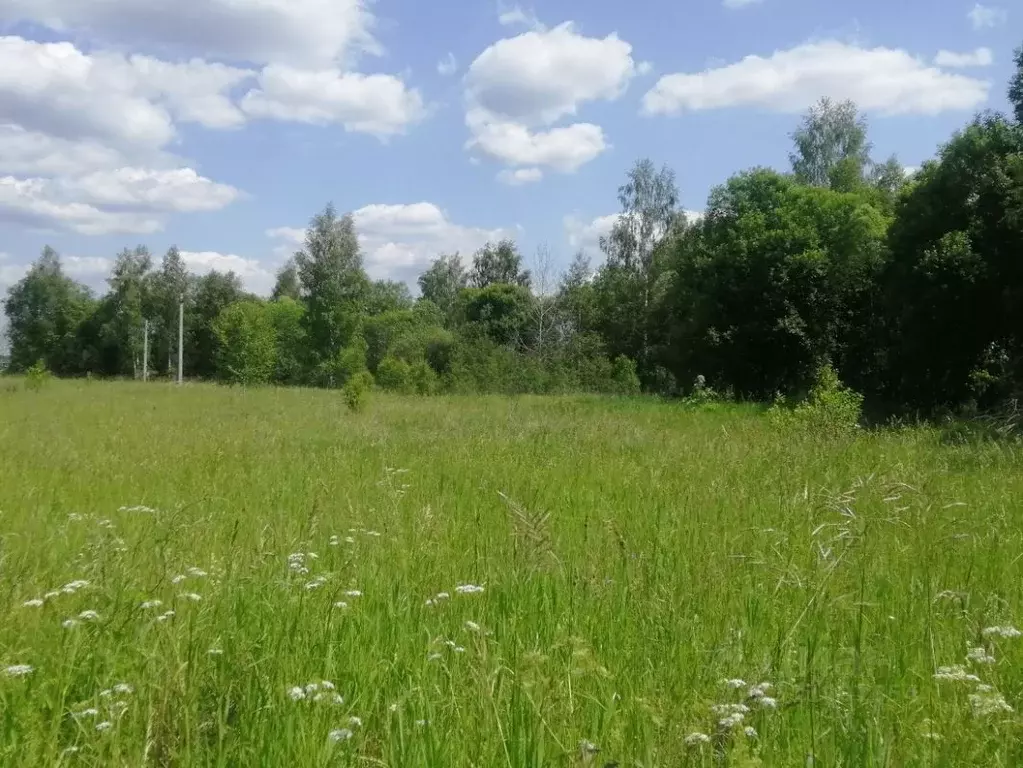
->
<box><xmin>25</xmin><ymin>359</ymin><xmax>52</xmax><ymax>392</ymax></box>
<box><xmin>410</xmin><ymin>360</ymin><xmax>438</xmax><ymax>395</ymax></box>
<box><xmin>608</xmin><ymin>356</ymin><xmax>641</xmax><ymax>395</ymax></box>
<box><xmin>342</xmin><ymin>370</ymin><xmax>373</xmax><ymax>413</ymax></box>
<box><xmin>375</xmin><ymin>357</ymin><xmax>412</xmax><ymax>393</ymax></box>
<box><xmin>769</xmin><ymin>363</ymin><xmax>863</xmax><ymax>436</ymax></box>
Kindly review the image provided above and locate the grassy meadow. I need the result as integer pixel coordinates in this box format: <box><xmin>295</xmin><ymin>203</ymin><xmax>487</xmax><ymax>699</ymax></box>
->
<box><xmin>2</xmin><ymin>379</ymin><xmax>1023</xmax><ymax>766</ymax></box>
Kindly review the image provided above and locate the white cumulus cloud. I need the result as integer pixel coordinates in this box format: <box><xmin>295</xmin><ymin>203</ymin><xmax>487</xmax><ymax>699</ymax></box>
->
<box><xmin>0</xmin><ymin>0</ymin><xmax>377</xmax><ymax>68</ymax></box>
<box><xmin>642</xmin><ymin>40</ymin><xmax>990</xmax><ymax>116</ymax></box>
<box><xmin>464</xmin><ymin>22</ymin><xmax>637</xmax><ymax>175</ymax></box>
<box><xmin>0</xmin><ymin>176</ymin><xmax>163</xmax><ymax>235</ymax></box>
<box><xmin>181</xmin><ymin>251</ymin><xmax>276</xmax><ymax>295</ymax></box>
<box><xmin>437</xmin><ymin>53</ymin><xmax>458</xmax><ymax>76</ymax></box>
<box><xmin>240</xmin><ymin>66</ymin><xmax>424</xmax><ymax>136</ymax></box>
<box><xmin>934</xmin><ymin>47</ymin><xmax>993</xmax><ymax>68</ymax></box>
<box><xmin>269</xmin><ymin>202</ymin><xmax>514</xmax><ymax>286</ymax></box>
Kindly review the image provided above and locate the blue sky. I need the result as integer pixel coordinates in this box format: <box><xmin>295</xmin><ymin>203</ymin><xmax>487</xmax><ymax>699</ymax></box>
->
<box><xmin>0</xmin><ymin>0</ymin><xmax>1019</xmax><ymax>300</ymax></box>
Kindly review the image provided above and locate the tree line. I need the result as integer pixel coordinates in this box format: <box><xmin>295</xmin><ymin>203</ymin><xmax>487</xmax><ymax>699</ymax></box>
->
<box><xmin>5</xmin><ymin>47</ymin><xmax>1023</xmax><ymax>416</ymax></box>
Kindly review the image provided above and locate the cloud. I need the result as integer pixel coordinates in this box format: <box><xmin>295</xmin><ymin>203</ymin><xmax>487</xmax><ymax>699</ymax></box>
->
<box><xmin>934</xmin><ymin>47</ymin><xmax>993</xmax><ymax>68</ymax></box>
<box><xmin>0</xmin><ymin>37</ymin><xmax>251</xmax><ymax>155</ymax></box>
<box><xmin>0</xmin><ymin>168</ymin><xmax>238</xmax><ymax>234</ymax></box>
<box><xmin>0</xmin><ymin>125</ymin><xmax>177</xmax><ymax>178</ymax></box>
<box><xmin>181</xmin><ymin>250</ymin><xmax>276</xmax><ymax>295</ymax></box>
<box><xmin>565</xmin><ymin>210</ymin><xmax>704</xmax><ymax>254</ymax></box>
<box><xmin>497</xmin><ymin>167</ymin><xmax>543</xmax><ymax>185</ymax></box>
<box><xmin>642</xmin><ymin>41</ymin><xmax>990</xmax><ymax>116</ymax></box>
<box><xmin>0</xmin><ymin>176</ymin><xmax>163</xmax><ymax>235</ymax></box>
<box><xmin>69</xmin><ymin>168</ymin><xmax>241</xmax><ymax>212</ymax></box>
<box><xmin>723</xmin><ymin>0</ymin><xmax>763</xmax><ymax>8</ymax></box>
<box><xmin>564</xmin><ymin>213</ymin><xmax>620</xmax><ymax>253</ymax></box>
<box><xmin>0</xmin><ymin>0</ymin><xmax>377</xmax><ymax>68</ymax></box>
<box><xmin>437</xmin><ymin>52</ymin><xmax>458</xmax><ymax>77</ymax></box>
<box><xmin>498</xmin><ymin>5</ymin><xmax>541</xmax><ymax>28</ymax></box>
<box><xmin>269</xmin><ymin>202</ymin><xmax>514</xmax><ymax>285</ymax></box>
<box><xmin>464</xmin><ymin>22</ymin><xmax>636</xmax><ymax>174</ymax></box>
<box><xmin>968</xmin><ymin>4</ymin><xmax>1007</xmax><ymax>30</ymax></box>
<box><xmin>466</xmin><ymin>22</ymin><xmax>637</xmax><ymax>125</ymax></box>
<box><xmin>240</xmin><ymin>66</ymin><xmax>424</xmax><ymax>136</ymax></box>
<box><xmin>466</xmin><ymin>113</ymin><xmax>607</xmax><ymax>172</ymax></box>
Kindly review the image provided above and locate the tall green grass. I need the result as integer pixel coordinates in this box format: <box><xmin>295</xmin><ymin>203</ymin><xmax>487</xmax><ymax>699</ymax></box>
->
<box><xmin>1</xmin><ymin>380</ymin><xmax>1022</xmax><ymax>766</ymax></box>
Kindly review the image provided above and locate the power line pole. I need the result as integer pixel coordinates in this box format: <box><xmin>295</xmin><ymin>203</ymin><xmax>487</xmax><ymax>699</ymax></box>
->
<box><xmin>177</xmin><ymin>294</ymin><xmax>184</xmax><ymax>385</ymax></box>
<box><xmin>143</xmin><ymin>319</ymin><xmax>149</xmax><ymax>382</ymax></box>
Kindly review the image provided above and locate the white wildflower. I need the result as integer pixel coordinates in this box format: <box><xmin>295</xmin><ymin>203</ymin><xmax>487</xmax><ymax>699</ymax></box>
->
<box><xmin>208</xmin><ymin>648</ymin><xmax>223</xmax><ymax>656</ymax></box>
<box><xmin>95</xmin><ymin>721</ymin><xmax>113</xmax><ymax>732</ymax></box>
<box><xmin>186</xmin><ymin>567</ymin><xmax>208</xmax><ymax>578</ymax></box>
<box><xmin>723</xmin><ymin>678</ymin><xmax>747</xmax><ymax>689</ymax></box>
<box><xmin>333</xmin><ymin>601</ymin><xmax>349</xmax><ymax>610</ymax></box>
<box><xmin>748</xmin><ymin>681</ymin><xmax>773</xmax><ymax>698</ymax></box>
<box><xmin>415</xmin><ymin>719</ymin><xmax>428</xmax><ymax>727</ymax></box>
<box><xmin>172</xmin><ymin>575</ymin><xmax>187</xmax><ymax>585</ymax></box>
<box><xmin>155</xmin><ymin>610</ymin><xmax>175</xmax><ymax>622</ymax></box>
<box><xmin>329</xmin><ymin>728</ymin><xmax>353</xmax><ymax>742</ymax></box>
<box><xmin>140</xmin><ymin>600</ymin><xmax>162</xmax><ymax>609</ymax></box>
<box><xmin>934</xmin><ymin>665</ymin><xmax>981</xmax><ymax>683</ymax></box>
<box><xmin>757</xmin><ymin>696</ymin><xmax>778</xmax><ymax>709</ymax></box>
<box><xmin>62</xmin><ymin>618</ymin><xmax>79</xmax><ymax>629</ymax></box>
<box><xmin>288</xmin><ymin>686</ymin><xmax>306</xmax><ymax>701</ymax></box>
<box><xmin>178</xmin><ymin>592</ymin><xmax>202</xmax><ymax>602</ymax></box>
<box><xmin>966</xmin><ymin>645</ymin><xmax>996</xmax><ymax>665</ymax></box>
<box><xmin>305</xmin><ymin>577</ymin><xmax>327</xmax><ymax>590</ymax></box>
<box><xmin>453</xmin><ymin>646</ymin><xmax>466</xmax><ymax>653</ymax></box>
<box><xmin>711</xmin><ymin>703</ymin><xmax>750</xmax><ymax>716</ymax></box>
<box><xmin>44</xmin><ymin>591</ymin><xmax>60</xmax><ymax>600</ymax></box>
<box><xmin>455</xmin><ymin>584</ymin><xmax>484</xmax><ymax>594</ymax></box>
<box><xmin>332</xmin><ymin>693</ymin><xmax>343</xmax><ymax>705</ymax></box>
<box><xmin>78</xmin><ymin>610</ymin><xmax>100</xmax><ymax>621</ymax></box>
<box><xmin>684</xmin><ymin>732</ymin><xmax>711</xmax><ymax>746</ymax></box>
<box><xmin>113</xmin><ymin>683</ymin><xmax>133</xmax><ymax>695</ymax></box>
<box><xmin>68</xmin><ymin>513</ymin><xmax>84</xmax><ymax>521</ymax></box>
<box><xmin>5</xmin><ymin>664</ymin><xmax>33</xmax><ymax>677</ymax></box>
<box><xmin>579</xmin><ymin>739</ymin><xmax>599</xmax><ymax>755</ymax></box>
<box><xmin>427</xmin><ymin>653</ymin><xmax>442</xmax><ymax>662</ymax></box>
<box><xmin>719</xmin><ymin>713</ymin><xmax>745</xmax><ymax>729</ymax></box>
<box><xmin>61</xmin><ymin>580</ymin><xmax>89</xmax><ymax>594</ymax></box>
<box><xmin>349</xmin><ymin>716</ymin><xmax>362</xmax><ymax>727</ymax></box>
<box><xmin>465</xmin><ymin>621</ymin><xmax>481</xmax><ymax>633</ymax></box>
<box><xmin>22</xmin><ymin>598</ymin><xmax>44</xmax><ymax>608</ymax></box>
<box><xmin>97</xmin><ymin>519</ymin><xmax>114</xmax><ymax>529</ymax></box>
<box><xmin>744</xmin><ymin>726</ymin><xmax>758</xmax><ymax>738</ymax></box>
<box><xmin>62</xmin><ymin>747</ymin><xmax>80</xmax><ymax>755</ymax></box>
<box><xmin>343</xmin><ymin>590</ymin><xmax>362</xmax><ymax>598</ymax></box>
<box><xmin>305</xmin><ymin>682</ymin><xmax>321</xmax><ymax>694</ymax></box>
<box><xmin>969</xmin><ymin>687</ymin><xmax>1014</xmax><ymax>717</ymax></box>
<box><xmin>424</xmin><ymin>599</ymin><xmax>435</xmax><ymax>607</ymax></box>
<box><xmin>329</xmin><ymin>536</ymin><xmax>340</xmax><ymax>546</ymax></box>
<box><xmin>320</xmin><ymin>680</ymin><xmax>335</xmax><ymax>690</ymax></box>
<box><xmin>982</xmin><ymin>625</ymin><xmax>1022</xmax><ymax>639</ymax></box>
<box><xmin>74</xmin><ymin>708</ymin><xmax>99</xmax><ymax>718</ymax></box>
<box><xmin>435</xmin><ymin>592</ymin><xmax>450</xmax><ymax>600</ymax></box>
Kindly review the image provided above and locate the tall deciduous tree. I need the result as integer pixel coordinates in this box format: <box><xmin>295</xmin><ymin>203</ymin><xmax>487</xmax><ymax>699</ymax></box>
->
<box><xmin>1009</xmin><ymin>44</ymin><xmax>1023</xmax><ymax>125</ymax></box>
<box><xmin>153</xmin><ymin>246</ymin><xmax>189</xmax><ymax>374</ymax></box>
<box><xmin>187</xmin><ymin>270</ymin><xmax>245</xmax><ymax>379</ymax></box>
<box><xmin>419</xmin><ymin>253</ymin><xmax>467</xmax><ymax>322</ymax></box>
<box><xmin>597</xmin><ymin>158</ymin><xmax>681</xmax><ymax>379</ymax></box>
<box><xmin>790</xmin><ymin>98</ymin><xmax>872</xmax><ymax>191</ymax></box>
<box><xmin>213</xmin><ymin>300</ymin><xmax>277</xmax><ymax>385</ymax></box>
<box><xmin>103</xmin><ymin>245</ymin><xmax>153</xmax><ymax>377</ymax></box>
<box><xmin>271</xmin><ymin>258</ymin><xmax>301</xmax><ymax>301</ymax></box>
<box><xmin>470</xmin><ymin>240</ymin><xmax>530</xmax><ymax>288</ymax></box>
<box><xmin>295</xmin><ymin>204</ymin><xmax>369</xmax><ymax>373</ymax></box>
<box><xmin>3</xmin><ymin>246</ymin><xmax>94</xmax><ymax>374</ymax></box>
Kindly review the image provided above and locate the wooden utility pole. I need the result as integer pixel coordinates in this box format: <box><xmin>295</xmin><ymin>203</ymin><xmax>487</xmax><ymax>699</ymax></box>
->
<box><xmin>143</xmin><ymin>319</ymin><xmax>149</xmax><ymax>382</ymax></box>
<box><xmin>177</xmin><ymin>295</ymin><xmax>184</xmax><ymax>385</ymax></box>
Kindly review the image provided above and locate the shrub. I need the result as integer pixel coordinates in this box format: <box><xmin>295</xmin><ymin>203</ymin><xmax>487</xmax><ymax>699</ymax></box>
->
<box><xmin>343</xmin><ymin>370</ymin><xmax>373</xmax><ymax>413</ymax></box>
<box><xmin>25</xmin><ymin>359</ymin><xmax>52</xmax><ymax>392</ymax></box>
<box><xmin>769</xmin><ymin>363</ymin><xmax>863</xmax><ymax>436</ymax></box>
<box><xmin>410</xmin><ymin>360</ymin><xmax>438</xmax><ymax>395</ymax></box>
<box><xmin>608</xmin><ymin>356</ymin><xmax>641</xmax><ymax>396</ymax></box>
<box><xmin>375</xmin><ymin>357</ymin><xmax>412</xmax><ymax>393</ymax></box>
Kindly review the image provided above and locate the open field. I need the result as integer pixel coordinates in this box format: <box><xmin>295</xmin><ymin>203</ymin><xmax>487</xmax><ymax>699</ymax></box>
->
<box><xmin>2</xmin><ymin>381</ymin><xmax>1023</xmax><ymax>766</ymax></box>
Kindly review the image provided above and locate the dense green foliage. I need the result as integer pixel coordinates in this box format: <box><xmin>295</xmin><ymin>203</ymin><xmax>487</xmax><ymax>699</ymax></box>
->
<box><xmin>5</xmin><ymin>59</ymin><xmax>1023</xmax><ymax>415</ymax></box>
<box><xmin>3</xmin><ymin>381</ymin><xmax>1023</xmax><ymax>765</ymax></box>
